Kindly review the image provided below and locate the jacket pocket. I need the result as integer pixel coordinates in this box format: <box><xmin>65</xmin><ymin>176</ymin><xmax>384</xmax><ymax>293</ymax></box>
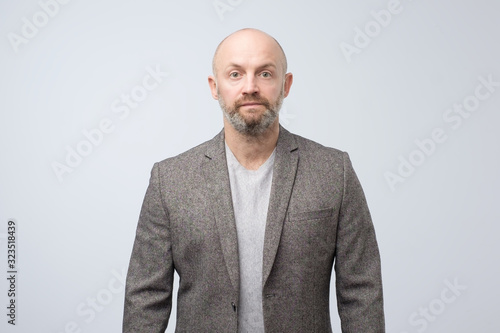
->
<box><xmin>286</xmin><ymin>208</ymin><xmax>334</xmax><ymax>221</ymax></box>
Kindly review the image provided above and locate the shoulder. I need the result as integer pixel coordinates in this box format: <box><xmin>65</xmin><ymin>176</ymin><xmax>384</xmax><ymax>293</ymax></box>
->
<box><xmin>293</xmin><ymin>132</ymin><xmax>344</xmax><ymax>156</ymax></box>
<box><xmin>285</xmin><ymin>129</ymin><xmax>365</xmax><ymax>198</ymax></box>
<box><xmin>283</xmin><ymin>128</ymin><xmax>347</xmax><ymax>169</ymax></box>
<box><xmin>154</xmin><ymin>130</ymin><xmax>223</xmax><ymax>171</ymax></box>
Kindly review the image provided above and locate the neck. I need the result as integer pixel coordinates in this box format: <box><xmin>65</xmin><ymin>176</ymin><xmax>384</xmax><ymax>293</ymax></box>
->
<box><xmin>224</xmin><ymin>119</ymin><xmax>279</xmax><ymax>170</ymax></box>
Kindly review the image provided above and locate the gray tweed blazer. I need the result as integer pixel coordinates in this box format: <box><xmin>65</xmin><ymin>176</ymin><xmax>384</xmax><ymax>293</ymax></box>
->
<box><xmin>123</xmin><ymin>126</ymin><xmax>385</xmax><ymax>332</ymax></box>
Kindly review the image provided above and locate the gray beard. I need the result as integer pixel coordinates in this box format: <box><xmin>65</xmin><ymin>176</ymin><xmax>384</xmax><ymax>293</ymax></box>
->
<box><xmin>218</xmin><ymin>89</ymin><xmax>284</xmax><ymax>136</ymax></box>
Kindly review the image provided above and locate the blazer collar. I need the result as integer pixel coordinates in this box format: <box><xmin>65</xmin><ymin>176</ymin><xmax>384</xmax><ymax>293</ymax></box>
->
<box><xmin>202</xmin><ymin>126</ymin><xmax>299</xmax><ymax>291</ymax></box>
<box><xmin>203</xmin><ymin>125</ymin><xmax>299</xmax><ymax>159</ymax></box>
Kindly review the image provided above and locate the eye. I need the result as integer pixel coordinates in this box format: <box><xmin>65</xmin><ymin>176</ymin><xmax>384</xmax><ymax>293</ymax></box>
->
<box><xmin>260</xmin><ymin>71</ymin><xmax>272</xmax><ymax>78</ymax></box>
<box><xmin>229</xmin><ymin>72</ymin><xmax>240</xmax><ymax>78</ymax></box>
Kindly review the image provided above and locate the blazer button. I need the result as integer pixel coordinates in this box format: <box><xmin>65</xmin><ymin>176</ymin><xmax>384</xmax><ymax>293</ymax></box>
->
<box><xmin>231</xmin><ymin>302</ymin><xmax>237</xmax><ymax>312</ymax></box>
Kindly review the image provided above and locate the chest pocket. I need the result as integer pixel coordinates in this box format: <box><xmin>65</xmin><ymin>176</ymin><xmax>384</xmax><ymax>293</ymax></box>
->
<box><xmin>284</xmin><ymin>208</ymin><xmax>336</xmax><ymax>257</ymax></box>
<box><xmin>286</xmin><ymin>208</ymin><xmax>334</xmax><ymax>221</ymax></box>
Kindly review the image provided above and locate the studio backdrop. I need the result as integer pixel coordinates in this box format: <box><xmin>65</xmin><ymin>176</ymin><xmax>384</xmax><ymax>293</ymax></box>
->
<box><xmin>1</xmin><ymin>0</ymin><xmax>499</xmax><ymax>332</ymax></box>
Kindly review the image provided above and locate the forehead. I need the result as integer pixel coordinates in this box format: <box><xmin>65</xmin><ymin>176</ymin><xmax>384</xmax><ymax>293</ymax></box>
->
<box><xmin>215</xmin><ymin>31</ymin><xmax>283</xmax><ymax>71</ymax></box>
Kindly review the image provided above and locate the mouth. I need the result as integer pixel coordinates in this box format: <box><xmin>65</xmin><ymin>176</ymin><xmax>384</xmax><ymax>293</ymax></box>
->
<box><xmin>235</xmin><ymin>97</ymin><xmax>269</xmax><ymax>110</ymax></box>
<box><xmin>241</xmin><ymin>103</ymin><xmax>261</xmax><ymax>106</ymax></box>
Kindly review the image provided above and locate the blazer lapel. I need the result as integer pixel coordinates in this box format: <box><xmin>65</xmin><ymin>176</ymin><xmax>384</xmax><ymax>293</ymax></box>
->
<box><xmin>262</xmin><ymin>126</ymin><xmax>299</xmax><ymax>286</ymax></box>
<box><xmin>201</xmin><ymin>127</ymin><xmax>299</xmax><ymax>292</ymax></box>
<box><xmin>202</xmin><ymin>130</ymin><xmax>240</xmax><ymax>292</ymax></box>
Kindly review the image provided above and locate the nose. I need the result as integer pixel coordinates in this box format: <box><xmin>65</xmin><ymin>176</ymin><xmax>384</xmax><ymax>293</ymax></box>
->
<box><xmin>242</xmin><ymin>75</ymin><xmax>259</xmax><ymax>95</ymax></box>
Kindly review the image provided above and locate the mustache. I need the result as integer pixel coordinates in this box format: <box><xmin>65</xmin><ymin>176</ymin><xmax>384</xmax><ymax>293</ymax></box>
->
<box><xmin>234</xmin><ymin>96</ymin><xmax>270</xmax><ymax>108</ymax></box>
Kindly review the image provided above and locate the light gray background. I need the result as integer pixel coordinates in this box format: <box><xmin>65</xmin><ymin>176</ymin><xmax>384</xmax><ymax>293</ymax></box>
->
<box><xmin>1</xmin><ymin>0</ymin><xmax>499</xmax><ymax>332</ymax></box>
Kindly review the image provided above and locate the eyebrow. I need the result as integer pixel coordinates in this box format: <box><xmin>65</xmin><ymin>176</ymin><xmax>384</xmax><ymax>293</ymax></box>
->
<box><xmin>225</xmin><ymin>63</ymin><xmax>278</xmax><ymax>71</ymax></box>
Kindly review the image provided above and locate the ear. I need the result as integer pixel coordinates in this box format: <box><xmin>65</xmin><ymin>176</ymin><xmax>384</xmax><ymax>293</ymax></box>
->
<box><xmin>283</xmin><ymin>72</ymin><xmax>293</xmax><ymax>98</ymax></box>
<box><xmin>208</xmin><ymin>75</ymin><xmax>218</xmax><ymax>100</ymax></box>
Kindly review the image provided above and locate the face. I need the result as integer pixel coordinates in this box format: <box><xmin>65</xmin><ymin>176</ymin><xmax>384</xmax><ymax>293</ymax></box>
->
<box><xmin>217</xmin><ymin>82</ymin><xmax>284</xmax><ymax>136</ymax></box>
<box><xmin>209</xmin><ymin>30</ymin><xmax>293</xmax><ymax>136</ymax></box>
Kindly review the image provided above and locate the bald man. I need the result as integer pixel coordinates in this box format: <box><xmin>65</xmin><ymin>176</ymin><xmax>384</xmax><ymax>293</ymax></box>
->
<box><xmin>123</xmin><ymin>29</ymin><xmax>385</xmax><ymax>333</ymax></box>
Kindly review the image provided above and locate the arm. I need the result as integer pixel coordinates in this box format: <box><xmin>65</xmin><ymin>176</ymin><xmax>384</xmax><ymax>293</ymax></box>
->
<box><xmin>334</xmin><ymin>152</ymin><xmax>385</xmax><ymax>332</ymax></box>
<box><xmin>123</xmin><ymin>163</ymin><xmax>174</xmax><ymax>333</ymax></box>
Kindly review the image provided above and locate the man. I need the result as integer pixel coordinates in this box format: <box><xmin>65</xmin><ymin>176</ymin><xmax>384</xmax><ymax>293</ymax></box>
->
<box><xmin>124</xmin><ymin>28</ymin><xmax>385</xmax><ymax>332</ymax></box>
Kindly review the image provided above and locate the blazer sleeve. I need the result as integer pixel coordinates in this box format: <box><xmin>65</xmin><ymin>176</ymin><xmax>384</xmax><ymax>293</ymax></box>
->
<box><xmin>334</xmin><ymin>152</ymin><xmax>385</xmax><ymax>332</ymax></box>
<box><xmin>123</xmin><ymin>162</ymin><xmax>174</xmax><ymax>333</ymax></box>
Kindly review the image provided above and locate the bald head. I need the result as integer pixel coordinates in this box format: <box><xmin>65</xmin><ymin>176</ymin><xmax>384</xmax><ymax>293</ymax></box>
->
<box><xmin>211</xmin><ymin>28</ymin><xmax>288</xmax><ymax>78</ymax></box>
<box><xmin>207</xmin><ymin>28</ymin><xmax>294</xmax><ymax>137</ymax></box>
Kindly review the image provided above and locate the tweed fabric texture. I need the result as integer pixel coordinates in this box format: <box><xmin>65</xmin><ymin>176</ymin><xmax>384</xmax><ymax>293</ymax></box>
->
<box><xmin>123</xmin><ymin>126</ymin><xmax>385</xmax><ymax>333</ymax></box>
